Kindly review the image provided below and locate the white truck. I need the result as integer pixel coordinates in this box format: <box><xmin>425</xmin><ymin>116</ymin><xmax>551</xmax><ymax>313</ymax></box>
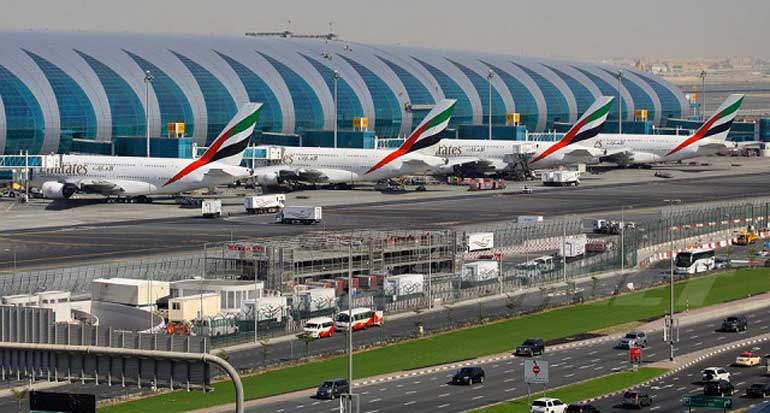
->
<box><xmin>383</xmin><ymin>273</ymin><xmax>424</xmax><ymax>298</ymax></box>
<box><xmin>244</xmin><ymin>194</ymin><xmax>285</xmax><ymax>214</ymax></box>
<box><xmin>559</xmin><ymin>234</ymin><xmax>587</xmax><ymax>259</ymax></box>
<box><xmin>201</xmin><ymin>199</ymin><xmax>222</xmax><ymax>218</ymax></box>
<box><xmin>462</xmin><ymin>261</ymin><xmax>499</xmax><ymax>283</ymax></box>
<box><xmin>541</xmin><ymin>170</ymin><xmax>580</xmax><ymax>187</ymax></box>
<box><xmin>518</xmin><ymin>215</ymin><xmax>544</xmax><ymax>225</ymax></box>
<box><xmin>278</xmin><ymin>206</ymin><xmax>322</xmax><ymax>225</ymax></box>
<box><xmin>466</xmin><ymin>232</ymin><xmax>494</xmax><ymax>252</ymax></box>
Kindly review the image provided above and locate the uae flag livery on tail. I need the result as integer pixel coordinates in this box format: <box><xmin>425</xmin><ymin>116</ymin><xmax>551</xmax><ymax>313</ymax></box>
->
<box><xmin>165</xmin><ymin>103</ymin><xmax>262</xmax><ymax>186</ymax></box>
<box><xmin>366</xmin><ymin>99</ymin><xmax>457</xmax><ymax>174</ymax></box>
<box><xmin>529</xmin><ymin>96</ymin><xmax>614</xmax><ymax>164</ymax></box>
<box><xmin>666</xmin><ymin>94</ymin><xmax>744</xmax><ymax>156</ymax></box>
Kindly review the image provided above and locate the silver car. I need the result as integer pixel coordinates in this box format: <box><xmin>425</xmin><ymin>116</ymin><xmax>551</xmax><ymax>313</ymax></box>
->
<box><xmin>617</xmin><ymin>331</ymin><xmax>647</xmax><ymax>349</ymax></box>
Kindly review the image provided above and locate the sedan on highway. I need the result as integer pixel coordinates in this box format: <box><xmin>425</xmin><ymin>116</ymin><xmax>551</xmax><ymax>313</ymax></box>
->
<box><xmin>735</xmin><ymin>351</ymin><xmax>762</xmax><ymax>367</ymax></box>
<box><xmin>451</xmin><ymin>366</ymin><xmax>485</xmax><ymax>385</ymax></box>
<box><xmin>621</xmin><ymin>391</ymin><xmax>652</xmax><ymax>409</ymax></box>
<box><xmin>530</xmin><ymin>397</ymin><xmax>567</xmax><ymax>413</ymax></box>
<box><xmin>704</xmin><ymin>379</ymin><xmax>735</xmax><ymax>397</ymax></box>
<box><xmin>746</xmin><ymin>382</ymin><xmax>770</xmax><ymax>398</ymax></box>
<box><xmin>702</xmin><ymin>367</ymin><xmax>731</xmax><ymax>382</ymax></box>
<box><xmin>616</xmin><ymin>331</ymin><xmax>648</xmax><ymax>349</ymax></box>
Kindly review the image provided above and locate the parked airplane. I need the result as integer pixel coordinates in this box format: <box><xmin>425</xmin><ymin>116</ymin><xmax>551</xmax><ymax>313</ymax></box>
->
<box><xmin>252</xmin><ymin>99</ymin><xmax>457</xmax><ymax>188</ymax></box>
<box><xmin>527</xmin><ymin>94</ymin><xmax>745</xmax><ymax>168</ymax></box>
<box><xmin>34</xmin><ymin>103</ymin><xmax>262</xmax><ymax>201</ymax></box>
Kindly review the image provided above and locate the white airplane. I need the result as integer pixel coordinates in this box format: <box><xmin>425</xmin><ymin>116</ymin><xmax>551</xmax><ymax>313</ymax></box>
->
<box><xmin>528</xmin><ymin>94</ymin><xmax>745</xmax><ymax>168</ymax></box>
<box><xmin>252</xmin><ymin>99</ymin><xmax>457</xmax><ymax>188</ymax></box>
<box><xmin>34</xmin><ymin>103</ymin><xmax>262</xmax><ymax>201</ymax></box>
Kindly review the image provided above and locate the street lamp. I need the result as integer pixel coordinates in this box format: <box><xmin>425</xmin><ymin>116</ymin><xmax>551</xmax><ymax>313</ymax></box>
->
<box><xmin>144</xmin><ymin>70</ymin><xmax>154</xmax><ymax>157</ymax></box>
<box><xmin>700</xmin><ymin>70</ymin><xmax>707</xmax><ymax>120</ymax></box>
<box><xmin>486</xmin><ymin>70</ymin><xmax>494</xmax><ymax>140</ymax></box>
<box><xmin>663</xmin><ymin>199</ymin><xmax>681</xmax><ymax>361</ymax></box>
<box><xmin>616</xmin><ymin>70</ymin><xmax>623</xmax><ymax>134</ymax></box>
<box><xmin>333</xmin><ymin>70</ymin><xmax>340</xmax><ymax>148</ymax></box>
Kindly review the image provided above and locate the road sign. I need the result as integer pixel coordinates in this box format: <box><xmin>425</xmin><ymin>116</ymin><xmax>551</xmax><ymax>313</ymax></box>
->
<box><xmin>682</xmin><ymin>395</ymin><xmax>733</xmax><ymax>409</ymax></box>
<box><xmin>524</xmin><ymin>359</ymin><xmax>549</xmax><ymax>384</ymax></box>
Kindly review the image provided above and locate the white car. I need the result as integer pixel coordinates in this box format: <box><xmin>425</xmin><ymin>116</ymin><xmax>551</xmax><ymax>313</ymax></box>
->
<box><xmin>530</xmin><ymin>397</ymin><xmax>567</xmax><ymax>413</ymax></box>
<box><xmin>702</xmin><ymin>367</ymin><xmax>731</xmax><ymax>382</ymax></box>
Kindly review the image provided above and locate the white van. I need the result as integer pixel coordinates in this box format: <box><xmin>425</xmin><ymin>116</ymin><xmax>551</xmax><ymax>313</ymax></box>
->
<box><xmin>303</xmin><ymin>316</ymin><xmax>335</xmax><ymax>339</ymax></box>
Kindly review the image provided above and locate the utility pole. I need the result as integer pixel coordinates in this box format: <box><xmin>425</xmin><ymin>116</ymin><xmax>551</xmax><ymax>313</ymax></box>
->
<box><xmin>345</xmin><ymin>240</ymin><xmax>354</xmax><ymax>412</ymax></box>
<box><xmin>620</xmin><ymin>206</ymin><xmax>625</xmax><ymax>274</ymax></box>
<box><xmin>428</xmin><ymin>234</ymin><xmax>432</xmax><ymax>309</ymax></box>
<box><xmin>144</xmin><ymin>70</ymin><xmax>154</xmax><ymax>157</ymax></box>
<box><xmin>616</xmin><ymin>70</ymin><xmax>623</xmax><ymax>134</ymax></box>
<box><xmin>700</xmin><ymin>70</ymin><xmax>707</xmax><ymax>120</ymax></box>
<box><xmin>487</xmin><ymin>70</ymin><xmax>494</xmax><ymax>140</ymax></box>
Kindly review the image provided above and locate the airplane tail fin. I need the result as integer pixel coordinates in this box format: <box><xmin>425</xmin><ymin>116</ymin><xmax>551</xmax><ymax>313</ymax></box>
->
<box><xmin>693</xmin><ymin>94</ymin><xmax>744</xmax><ymax>142</ymax></box>
<box><xmin>366</xmin><ymin>99</ymin><xmax>456</xmax><ymax>174</ymax></box>
<box><xmin>529</xmin><ymin>96</ymin><xmax>613</xmax><ymax>164</ymax></box>
<box><xmin>201</xmin><ymin>103</ymin><xmax>263</xmax><ymax>166</ymax></box>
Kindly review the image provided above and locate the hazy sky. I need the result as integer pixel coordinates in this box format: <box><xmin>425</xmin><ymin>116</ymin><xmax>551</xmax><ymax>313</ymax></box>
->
<box><xmin>1</xmin><ymin>0</ymin><xmax>766</xmax><ymax>59</ymax></box>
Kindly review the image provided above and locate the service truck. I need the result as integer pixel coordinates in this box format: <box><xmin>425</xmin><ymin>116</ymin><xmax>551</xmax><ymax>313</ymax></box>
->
<box><xmin>462</xmin><ymin>261</ymin><xmax>499</xmax><ymax>283</ymax></box>
<box><xmin>466</xmin><ymin>232</ymin><xmax>494</xmax><ymax>252</ymax></box>
<box><xmin>277</xmin><ymin>206</ymin><xmax>322</xmax><ymax>225</ymax></box>
<box><xmin>244</xmin><ymin>194</ymin><xmax>285</xmax><ymax>214</ymax></box>
<box><xmin>559</xmin><ymin>234</ymin><xmax>587</xmax><ymax>260</ymax></box>
<box><xmin>517</xmin><ymin>215</ymin><xmax>544</xmax><ymax>225</ymax></box>
<box><xmin>201</xmin><ymin>199</ymin><xmax>222</xmax><ymax>218</ymax></box>
<box><xmin>541</xmin><ymin>170</ymin><xmax>580</xmax><ymax>187</ymax></box>
<box><xmin>383</xmin><ymin>273</ymin><xmax>424</xmax><ymax>298</ymax></box>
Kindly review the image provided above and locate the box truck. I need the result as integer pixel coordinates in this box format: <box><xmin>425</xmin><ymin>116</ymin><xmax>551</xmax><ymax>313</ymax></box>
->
<box><xmin>201</xmin><ymin>199</ymin><xmax>222</xmax><ymax>218</ymax></box>
<box><xmin>466</xmin><ymin>232</ymin><xmax>494</xmax><ymax>252</ymax></box>
<box><xmin>462</xmin><ymin>261</ymin><xmax>499</xmax><ymax>283</ymax></box>
<box><xmin>541</xmin><ymin>170</ymin><xmax>580</xmax><ymax>186</ymax></box>
<box><xmin>244</xmin><ymin>194</ymin><xmax>285</xmax><ymax>214</ymax></box>
<box><xmin>278</xmin><ymin>206</ymin><xmax>322</xmax><ymax>224</ymax></box>
<box><xmin>559</xmin><ymin>234</ymin><xmax>587</xmax><ymax>259</ymax></box>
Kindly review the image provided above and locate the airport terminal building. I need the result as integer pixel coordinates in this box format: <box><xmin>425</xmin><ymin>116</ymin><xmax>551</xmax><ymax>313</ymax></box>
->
<box><xmin>0</xmin><ymin>31</ymin><xmax>687</xmax><ymax>155</ymax></box>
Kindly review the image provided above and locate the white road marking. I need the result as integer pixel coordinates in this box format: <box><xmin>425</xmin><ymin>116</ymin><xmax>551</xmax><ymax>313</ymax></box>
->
<box><xmin>472</xmin><ymin>395</ymin><xmax>484</xmax><ymax>400</ymax></box>
<box><xmin>438</xmin><ymin>393</ymin><xmax>451</xmax><ymax>398</ymax></box>
<box><xmin>505</xmin><ymin>387</ymin><xmax>517</xmax><ymax>393</ymax></box>
<box><xmin>405</xmin><ymin>391</ymin><xmax>417</xmax><ymax>395</ymax></box>
<box><xmin>404</xmin><ymin>401</ymin><xmax>416</xmax><ymax>406</ymax></box>
<box><xmin>369</xmin><ymin>399</ymin><xmax>381</xmax><ymax>403</ymax></box>
<box><xmin>437</xmin><ymin>404</ymin><xmax>450</xmax><ymax>409</ymax></box>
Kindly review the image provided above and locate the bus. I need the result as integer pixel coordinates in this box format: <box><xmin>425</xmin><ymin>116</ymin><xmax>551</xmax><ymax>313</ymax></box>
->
<box><xmin>675</xmin><ymin>248</ymin><xmax>716</xmax><ymax>274</ymax></box>
<box><xmin>334</xmin><ymin>308</ymin><xmax>384</xmax><ymax>331</ymax></box>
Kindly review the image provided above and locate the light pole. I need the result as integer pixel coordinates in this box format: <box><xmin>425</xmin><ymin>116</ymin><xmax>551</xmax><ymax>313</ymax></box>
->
<box><xmin>487</xmin><ymin>70</ymin><xmax>494</xmax><ymax>140</ymax></box>
<box><xmin>346</xmin><ymin>240</ymin><xmax>353</xmax><ymax>411</ymax></box>
<box><xmin>144</xmin><ymin>70</ymin><xmax>154</xmax><ymax>157</ymax></box>
<box><xmin>333</xmin><ymin>70</ymin><xmax>340</xmax><ymax>148</ymax></box>
<box><xmin>620</xmin><ymin>206</ymin><xmax>625</xmax><ymax>274</ymax></box>
<box><xmin>663</xmin><ymin>199</ymin><xmax>680</xmax><ymax>361</ymax></box>
<box><xmin>616</xmin><ymin>70</ymin><xmax>623</xmax><ymax>134</ymax></box>
<box><xmin>700</xmin><ymin>70</ymin><xmax>707</xmax><ymax>120</ymax></box>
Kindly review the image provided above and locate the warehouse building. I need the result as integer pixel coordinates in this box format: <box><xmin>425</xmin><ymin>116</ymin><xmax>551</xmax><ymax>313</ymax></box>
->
<box><xmin>0</xmin><ymin>31</ymin><xmax>687</xmax><ymax>155</ymax></box>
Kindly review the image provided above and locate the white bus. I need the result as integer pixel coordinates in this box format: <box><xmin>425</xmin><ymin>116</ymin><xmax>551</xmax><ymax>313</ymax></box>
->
<box><xmin>675</xmin><ymin>248</ymin><xmax>716</xmax><ymax>274</ymax></box>
<box><xmin>334</xmin><ymin>308</ymin><xmax>384</xmax><ymax>331</ymax></box>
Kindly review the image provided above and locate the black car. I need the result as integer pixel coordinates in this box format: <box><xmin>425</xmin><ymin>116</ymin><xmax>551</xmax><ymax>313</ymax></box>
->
<box><xmin>704</xmin><ymin>380</ymin><xmax>735</xmax><ymax>397</ymax></box>
<box><xmin>566</xmin><ymin>402</ymin><xmax>600</xmax><ymax>413</ymax></box>
<box><xmin>315</xmin><ymin>378</ymin><xmax>349</xmax><ymax>399</ymax></box>
<box><xmin>746</xmin><ymin>382</ymin><xmax>770</xmax><ymax>398</ymax></box>
<box><xmin>515</xmin><ymin>338</ymin><xmax>545</xmax><ymax>356</ymax></box>
<box><xmin>451</xmin><ymin>366</ymin><xmax>485</xmax><ymax>385</ymax></box>
<box><xmin>721</xmin><ymin>315</ymin><xmax>748</xmax><ymax>332</ymax></box>
<box><xmin>622</xmin><ymin>390</ymin><xmax>652</xmax><ymax>408</ymax></box>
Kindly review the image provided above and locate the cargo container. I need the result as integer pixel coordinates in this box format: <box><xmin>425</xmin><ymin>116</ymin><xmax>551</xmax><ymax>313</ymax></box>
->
<box><xmin>383</xmin><ymin>273</ymin><xmax>424</xmax><ymax>297</ymax></box>
<box><xmin>462</xmin><ymin>261</ymin><xmax>499</xmax><ymax>283</ymax></box>
<box><xmin>201</xmin><ymin>199</ymin><xmax>222</xmax><ymax>218</ymax></box>
<box><xmin>91</xmin><ymin>278</ymin><xmax>170</xmax><ymax>307</ymax></box>
<box><xmin>335</xmin><ymin>276</ymin><xmax>359</xmax><ymax>293</ymax></box>
<box><xmin>168</xmin><ymin>293</ymin><xmax>220</xmax><ymax>323</ymax></box>
<box><xmin>466</xmin><ymin>232</ymin><xmax>494</xmax><ymax>252</ymax></box>
<box><xmin>278</xmin><ymin>206</ymin><xmax>322</xmax><ymax>224</ymax></box>
<box><xmin>559</xmin><ymin>234</ymin><xmax>587</xmax><ymax>259</ymax></box>
<box><xmin>517</xmin><ymin>215</ymin><xmax>544</xmax><ymax>225</ymax></box>
<box><xmin>244</xmin><ymin>194</ymin><xmax>285</xmax><ymax>214</ymax></box>
<box><xmin>354</xmin><ymin>275</ymin><xmax>377</xmax><ymax>290</ymax></box>
<box><xmin>541</xmin><ymin>170</ymin><xmax>580</xmax><ymax>186</ymax></box>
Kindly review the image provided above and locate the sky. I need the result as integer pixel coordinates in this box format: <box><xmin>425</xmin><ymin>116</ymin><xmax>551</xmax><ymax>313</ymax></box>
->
<box><xmin>0</xmin><ymin>0</ymin><xmax>766</xmax><ymax>59</ymax></box>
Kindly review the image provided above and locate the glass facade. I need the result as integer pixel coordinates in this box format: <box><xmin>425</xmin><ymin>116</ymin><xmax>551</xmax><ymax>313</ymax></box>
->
<box><xmin>216</xmin><ymin>52</ymin><xmax>281</xmax><ymax>133</ymax></box>
<box><xmin>484</xmin><ymin>62</ymin><xmax>539</xmax><ymax>130</ymax></box>
<box><xmin>258</xmin><ymin>52</ymin><xmax>324</xmax><ymax>131</ymax></box>
<box><xmin>412</xmin><ymin>58</ymin><xmax>473</xmax><ymax>127</ymax></box>
<box><xmin>339</xmin><ymin>56</ymin><xmax>402</xmax><ymax>138</ymax></box>
<box><xmin>376</xmin><ymin>56</ymin><xmax>435</xmax><ymax>129</ymax></box>
<box><xmin>449</xmin><ymin>60</ymin><xmax>506</xmax><ymax>126</ymax></box>
<box><xmin>300</xmin><ymin>54</ymin><xmax>363</xmax><ymax>130</ymax></box>
<box><xmin>24</xmin><ymin>50</ymin><xmax>96</xmax><ymax>153</ymax></box>
<box><xmin>545</xmin><ymin>65</ymin><xmax>595</xmax><ymax>116</ymax></box>
<box><xmin>124</xmin><ymin>50</ymin><xmax>195</xmax><ymax>137</ymax></box>
<box><xmin>0</xmin><ymin>64</ymin><xmax>44</xmax><ymax>154</ymax></box>
<box><xmin>633</xmin><ymin>72</ymin><xmax>683</xmax><ymax>120</ymax></box>
<box><xmin>172</xmin><ymin>51</ymin><xmax>236</xmax><ymax>144</ymax></box>
<box><xmin>76</xmin><ymin>50</ymin><xmax>146</xmax><ymax>139</ymax></box>
<box><xmin>513</xmin><ymin>63</ymin><xmax>569</xmax><ymax>126</ymax></box>
<box><xmin>572</xmin><ymin>66</ymin><xmax>627</xmax><ymax>120</ymax></box>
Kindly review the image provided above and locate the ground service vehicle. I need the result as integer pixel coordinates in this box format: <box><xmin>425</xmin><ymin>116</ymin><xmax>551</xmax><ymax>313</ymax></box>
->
<box><xmin>451</xmin><ymin>367</ymin><xmax>485</xmax><ymax>385</ymax></box>
<box><xmin>735</xmin><ymin>351</ymin><xmax>761</xmax><ymax>366</ymax></box>
<box><xmin>746</xmin><ymin>382</ymin><xmax>770</xmax><ymax>398</ymax></box>
<box><xmin>315</xmin><ymin>379</ymin><xmax>349</xmax><ymax>399</ymax></box>
<box><xmin>702</xmin><ymin>367</ymin><xmax>731</xmax><ymax>382</ymax></box>
<box><xmin>515</xmin><ymin>338</ymin><xmax>546</xmax><ymax>356</ymax></box>
<box><xmin>617</xmin><ymin>331</ymin><xmax>648</xmax><ymax>349</ymax></box>
<box><xmin>675</xmin><ymin>248</ymin><xmax>716</xmax><ymax>274</ymax></box>
<box><xmin>736</xmin><ymin>230</ymin><xmax>760</xmax><ymax>245</ymax></box>
<box><xmin>621</xmin><ymin>391</ymin><xmax>652</xmax><ymax>408</ymax></box>
<box><xmin>704</xmin><ymin>379</ymin><xmax>735</xmax><ymax>396</ymax></box>
<box><xmin>721</xmin><ymin>315</ymin><xmax>748</xmax><ymax>332</ymax></box>
<box><xmin>530</xmin><ymin>397</ymin><xmax>567</xmax><ymax>413</ymax></box>
<box><xmin>201</xmin><ymin>199</ymin><xmax>222</xmax><ymax>218</ymax></box>
<box><xmin>541</xmin><ymin>170</ymin><xmax>580</xmax><ymax>187</ymax></box>
<box><xmin>334</xmin><ymin>308</ymin><xmax>383</xmax><ymax>331</ymax></box>
<box><xmin>244</xmin><ymin>194</ymin><xmax>285</xmax><ymax>214</ymax></box>
<box><xmin>565</xmin><ymin>403</ymin><xmax>600</xmax><ymax>413</ymax></box>
<box><xmin>303</xmin><ymin>317</ymin><xmax>335</xmax><ymax>338</ymax></box>
<box><xmin>518</xmin><ymin>215</ymin><xmax>544</xmax><ymax>225</ymax></box>
<box><xmin>559</xmin><ymin>235</ymin><xmax>586</xmax><ymax>260</ymax></box>
<box><xmin>278</xmin><ymin>206</ymin><xmax>322</xmax><ymax>224</ymax></box>
<box><xmin>466</xmin><ymin>232</ymin><xmax>494</xmax><ymax>252</ymax></box>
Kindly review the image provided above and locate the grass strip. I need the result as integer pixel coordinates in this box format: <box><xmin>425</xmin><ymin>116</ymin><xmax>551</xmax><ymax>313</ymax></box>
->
<box><xmin>472</xmin><ymin>367</ymin><xmax>668</xmax><ymax>413</ymax></box>
<box><xmin>100</xmin><ymin>268</ymin><xmax>770</xmax><ymax>413</ymax></box>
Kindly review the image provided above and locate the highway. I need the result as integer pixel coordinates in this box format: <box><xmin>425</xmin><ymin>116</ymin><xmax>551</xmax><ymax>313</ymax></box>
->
<box><xmin>2</xmin><ymin>171</ymin><xmax>770</xmax><ymax>270</ymax></box>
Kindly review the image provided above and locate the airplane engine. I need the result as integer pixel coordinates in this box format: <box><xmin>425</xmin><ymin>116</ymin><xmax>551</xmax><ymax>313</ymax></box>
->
<box><xmin>255</xmin><ymin>171</ymin><xmax>280</xmax><ymax>186</ymax></box>
<box><xmin>627</xmin><ymin>152</ymin><xmax>661</xmax><ymax>165</ymax></box>
<box><xmin>41</xmin><ymin>181</ymin><xmax>76</xmax><ymax>199</ymax></box>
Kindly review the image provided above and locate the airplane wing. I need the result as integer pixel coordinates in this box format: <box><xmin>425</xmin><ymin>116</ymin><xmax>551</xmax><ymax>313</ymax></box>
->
<box><xmin>77</xmin><ymin>179</ymin><xmax>123</xmax><ymax>195</ymax></box>
<box><xmin>559</xmin><ymin>147</ymin><xmax>601</xmax><ymax>163</ymax></box>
